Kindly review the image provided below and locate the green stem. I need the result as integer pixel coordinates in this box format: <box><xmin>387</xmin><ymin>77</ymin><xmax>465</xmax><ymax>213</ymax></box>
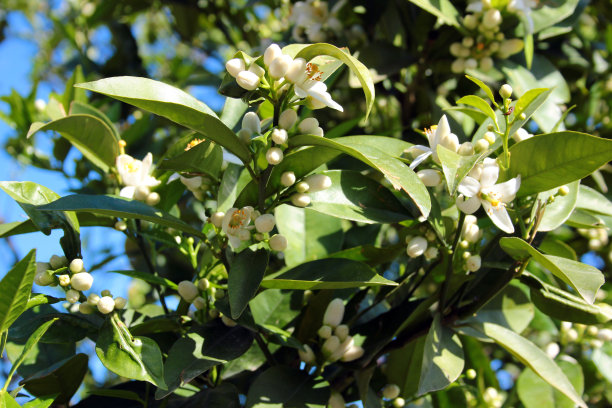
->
<box><xmin>439</xmin><ymin>212</ymin><xmax>466</xmax><ymax>314</ymax></box>
<box><xmin>255</xmin><ymin>332</ymin><xmax>276</xmax><ymax>366</ymax></box>
<box><xmin>134</xmin><ymin>220</ymin><xmax>170</xmax><ymax>314</ymax></box>
<box><xmin>501</xmin><ymin>101</ymin><xmax>511</xmax><ymax>170</ymax></box>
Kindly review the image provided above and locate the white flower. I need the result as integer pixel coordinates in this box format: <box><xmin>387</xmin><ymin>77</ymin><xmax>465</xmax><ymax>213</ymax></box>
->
<box><xmin>222</xmin><ymin>207</ymin><xmax>253</xmax><ymax>248</ymax></box>
<box><xmin>409</xmin><ymin>115</ymin><xmax>459</xmax><ymax>169</ymax></box>
<box><xmin>116</xmin><ymin>153</ymin><xmax>161</xmax><ymax>199</ymax></box>
<box><xmin>286</xmin><ymin>58</ymin><xmax>343</xmax><ymax>112</ymax></box>
<box><xmin>456</xmin><ymin>158</ymin><xmax>521</xmax><ymax>233</ymax></box>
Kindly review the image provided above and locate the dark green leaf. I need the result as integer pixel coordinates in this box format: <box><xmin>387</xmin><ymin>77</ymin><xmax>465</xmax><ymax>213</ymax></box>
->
<box><xmin>6</xmin><ymin>319</ymin><xmax>58</xmax><ymax>384</ymax></box>
<box><xmin>466</xmin><ymin>284</ymin><xmax>533</xmax><ymax>334</ymax></box>
<box><xmin>228</xmin><ymin>248</ymin><xmax>269</xmax><ymax>319</ymax></box>
<box><xmin>436</xmin><ymin>146</ymin><xmax>484</xmax><ymax>195</ymax></box>
<box><xmin>20</xmin><ymin>354</ymin><xmax>89</xmax><ymax>404</ymax></box>
<box><xmin>158</xmin><ymin>139</ymin><xmax>223</xmax><ymax>179</ymax></box>
<box><xmin>218</xmin><ymin>164</ymin><xmax>253</xmax><ymax>212</ymax></box>
<box><xmin>21</xmin><ymin>394</ymin><xmax>58</xmax><ymax>408</ymax></box>
<box><xmin>0</xmin><ymin>250</ymin><xmax>37</xmax><ymax>332</ymax></box>
<box><xmin>385</xmin><ymin>337</ymin><xmax>427</xmax><ymax>398</ymax></box>
<box><xmin>69</xmin><ymin>101</ymin><xmax>120</xmax><ymax>141</ymax></box>
<box><xmin>250</xmin><ymin>289</ymin><xmax>301</xmax><ymax>329</ymax></box>
<box><xmin>108</xmin><ymin>270</ymin><xmax>178</xmax><ymax>290</ymax></box>
<box><xmin>407</xmin><ymin>0</ymin><xmax>460</xmax><ymax>28</ymax></box>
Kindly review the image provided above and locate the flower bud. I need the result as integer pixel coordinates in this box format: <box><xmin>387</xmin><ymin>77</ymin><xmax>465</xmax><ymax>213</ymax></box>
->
<box><xmin>511</xmin><ymin>128</ymin><xmax>532</xmax><ymax>143</ymax></box>
<box><xmin>180</xmin><ymin>175</ymin><xmax>203</xmax><ymax>191</ymax></box>
<box><xmin>279</xmin><ymin>109</ymin><xmax>298</xmax><ymax>130</ymax></box>
<box><xmin>238</xmin><ymin>128</ymin><xmax>252</xmax><ymax>144</ymax></box>
<box><xmin>484</xmin><ymin>131</ymin><xmax>496</xmax><ymax>145</ymax></box>
<box><xmin>87</xmin><ymin>293</ymin><xmax>100</xmax><ymax>305</ymax></box>
<box><xmin>458</xmin><ymin>142</ymin><xmax>474</xmax><ymax>156</ymax></box>
<box><xmin>114</xmin><ymin>220</ymin><xmax>127</xmax><ymax>231</ymax></box>
<box><xmin>465</xmin><ymin>58</ymin><xmax>478</xmax><ymax>70</ymax></box>
<box><xmin>225</xmin><ymin>58</ymin><xmax>245</xmax><ymax>78</ymax></box>
<box><xmin>475</xmin><ymin>138</ymin><xmax>490</xmax><ymax>152</ymax></box>
<box><xmin>285</xmin><ymin>58</ymin><xmax>307</xmax><ymax>83</ymax></box>
<box><xmin>221</xmin><ymin>315</ymin><xmax>237</xmax><ymax>327</ymax></box>
<box><xmin>393</xmin><ymin>397</ymin><xmax>406</xmax><ymax>408</ymax></box>
<box><xmin>271</xmin><ymin>128</ymin><xmax>288</xmax><ymax>144</ymax></box>
<box><xmin>114</xmin><ymin>297</ymin><xmax>127</xmax><ymax>309</ymax></box>
<box><xmin>79</xmin><ymin>302</ymin><xmax>94</xmax><ymax>314</ymax></box>
<box><xmin>264</xmin><ymin>44</ymin><xmax>282</xmax><ymax>67</ymax></box>
<box><xmin>71</xmin><ymin>272</ymin><xmax>93</xmax><ymax>291</ymax></box>
<box><xmin>382</xmin><ymin>384</ymin><xmax>401</xmax><ymax>400</ymax></box>
<box><xmin>255</xmin><ymin>214</ymin><xmax>276</xmax><ymax>233</ymax></box>
<box><xmin>323</xmin><ymin>298</ymin><xmax>345</xmax><ymax>327</ymax></box>
<box><xmin>466</xmin><ymin>368</ymin><xmax>477</xmax><ymax>380</ymax></box>
<box><xmin>35</xmin><ymin>271</ymin><xmax>54</xmax><ymax>286</ymax></box>
<box><xmin>407</xmin><ymin>236</ymin><xmax>428</xmax><ymax>258</ymax></box>
<box><xmin>464</xmin><ymin>223</ymin><xmax>481</xmax><ymax>243</ymax></box>
<box><xmin>178</xmin><ymin>281</ymin><xmax>199</xmax><ymax>302</ymax></box>
<box><xmin>311</xmin><ymin>127</ymin><xmax>325</xmax><ymax>137</ymax></box>
<box><xmin>298</xmin><ymin>344</ymin><xmax>316</xmax><ymax>364</ymax></box>
<box><xmin>97</xmin><ymin>296</ymin><xmax>115</xmax><ymax>314</ymax></box>
<box><xmin>193</xmin><ymin>296</ymin><xmax>206</xmax><ymax>310</ymax></box>
<box><xmin>479</xmin><ymin>57</ymin><xmax>494</xmax><ymax>72</ymax></box>
<box><xmin>269</xmin><ymin>234</ymin><xmax>288</xmax><ymax>251</ymax></box>
<box><xmin>466</xmin><ymin>255</ymin><xmax>482</xmax><ymax>272</ymax></box>
<box><xmin>335</xmin><ymin>324</ymin><xmax>350</xmax><ymax>341</ymax></box>
<box><xmin>462</xmin><ymin>37</ymin><xmax>474</xmax><ymax>48</ymax></box>
<box><xmin>424</xmin><ymin>246</ymin><xmax>439</xmax><ymax>260</ymax></box>
<box><xmin>198</xmin><ymin>278</ymin><xmax>210</xmax><ymax>290</ymax></box>
<box><xmin>66</xmin><ymin>289</ymin><xmax>80</xmax><ymax>304</ymax></box>
<box><xmin>236</xmin><ymin>71</ymin><xmax>260</xmax><ymax>91</ymax></box>
<box><xmin>146</xmin><ymin>192</ymin><xmax>160</xmax><ymax>206</ymax></box>
<box><xmin>238</xmin><ymin>229</ymin><xmax>251</xmax><ymax>241</ymax></box>
<box><xmin>266</xmin><ymin>147</ymin><xmax>284</xmax><ymax>165</ymax></box>
<box><xmin>70</xmin><ymin>258</ymin><xmax>84</xmax><ymax>273</ymax></box>
<box><xmin>449</xmin><ymin>43</ymin><xmax>464</xmax><ymax>57</ymax></box>
<box><xmin>566</xmin><ymin>328</ymin><xmax>579</xmax><ymax>342</ymax></box>
<box><xmin>291</xmin><ymin>193</ymin><xmax>311</xmax><ymax>207</ymax></box>
<box><xmin>242</xmin><ymin>112</ymin><xmax>261</xmax><ymax>135</ymax></box>
<box><xmin>58</xmin><ymin>274</ymin><xmax>71</xmax><ymax>287</ymax></box>
<box><xmin>269</xmin><ymin>55</ymin><xmax>293</xmax><ymax>79</ymax></box>
<box><xmin>280</xmin><ymin>171</ymin><xmax>296</xmax><ymax>187</ymax></box>
<box><xmin>341</xmin><ymin>345</ymin><xmax>365</xmax><ymax>362</ymax></box>
<box><xmin>498</xmin><ymin>39</ymin><xmax>524</xmax><ymax>58</ymax></box>
<box><xmin>417</xmin><ymin>169</ymin><xmax>442</xmax><ymax>187</ymax></box>
<box><xmin>500</xmin><ymin>84</ymin><xmax>513</xmax><ymax>99</ymax></box>
<box><xmin>463</xmin><ymin>14</ymin><xmax>478</xmax><ymax>29</ymax></box>
<box><xmin>304</xmin><ymin>174</ymin><xmax>332</xmax><ymax>192</ymax></box>
<box><xmin>328</xmin><ymin>392</ymin><xmax>345</xmax><ymax>408</ymax></box>
<box><xmin>597</xmin><ymin>328</ymin><xmax>612</xmax><ymax>341</ymax></box>
<box><xmin>248</xmin><ymin>63</ymin><xmax>265</xmax><ymax>78</ymax></box>
<box><xmin>545</xmin><ymin>342</ymin><xmax>560</xmax><ymax>359</ymax></box>
<box><xmin>318</xmin><ymin>325</ymin><xmax>333</xmax><ymax>339</ymax></box>
<box><xmin>330</xmin><ymin>336</ymin><xmax>354</xmax><ymax>362</ymax></box>
<box><xmin>296</xmin><ymin>181</ymin><xmax>310</xmax><ymax>193</ymax></box>
<box><xmin>463</xmin><ymin>251</ymin><xmax>472</xmax><ymax>260</ymax></box>
<box><xmin>451</xmin><ymin>59</ymin><xmax>465</xmax><ymax>74</ymax></box>
<box><xmin>322</xmin><ymin>335</ymin><xmax>341</xmax><ymax>357</ymax></box>
<box><xmin>483</xmin><ymin>8</ymin><xmax>502</xmax><ymax>28</ymax></box>
<box><xmin>210</xmin><ymin>211</ymin><xmax>225</xmax><ymax>228</ymax></box>
<box><xmin>133</xmin><ymin>185</ymin><xmax>150</xmax><ymax>201</ymax></box>
<box><xmin>558</xmin><ymin>185</ymin><xmax>570</xmax><ymax>196</ymax></box>
<box><xmin>298</xmin><ymin>117</ymin><xmax>319</xmax><ymax>134</ymax></box>
<box><xmin>49</xmin><ymin>254</ymin><xmax>67</xmax><ymax>270</ymax></box>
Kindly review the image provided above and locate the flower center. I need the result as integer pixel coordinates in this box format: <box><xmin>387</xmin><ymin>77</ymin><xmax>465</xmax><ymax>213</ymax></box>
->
<box><xmin>229</xmin><ymin>209</ymin><xmax>248</xmax><ymax>230</ymax></box>
<box><xmin>306</xmin><ymin>63</ymin><xmax>322</xmax><ymax>81</ymax></box>
<box><xmin>125</xmin><ymin>160</ymin><xmax>141</xmax><ymax>173</ymax></box>
<box><xmin>185</xmin><ymin>138</ymin><xmax>205</xmax><ymax>151</ymax></box>
<box><xmin>480</xmin><ymin>191</ymin><xmax>503</xmax><ymax>208</ymax></box>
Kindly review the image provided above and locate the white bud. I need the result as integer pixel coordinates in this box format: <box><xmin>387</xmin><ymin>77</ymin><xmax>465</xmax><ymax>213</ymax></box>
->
<box><xmin>114</xmin><ymin>297</ymin><xmax>127</xmax><ymax>309</ymax></box>
<box><xmin>382</xmin><ymin>384</ymin><xmax>401</xmax><ymax>400</ymax></box>
<box><xmin>458</xmin><ymin>142</ymin><xmax>475</xmax><ymax>156</ymax></box>
<box><xmin>393</xmin><ymin>397</ymin><xmax>406</xmax><ymax>408</ymax></box>
<box><xmin>269</xmin><ymin>55</ymin><xmax>293</xmax><ymax>79</ymax></box>
<box><xmin>87</xmin><ymin>293</ymin><xmax>100</xmax><ymax>305</ymax></box>
<box><xmin>341</xmin><ymin>345</ymin><xmax>364</xmax><ymax>362</ymax></box>
<box><xmin>318</xmin><ymin>325</ymin><xmax>333</xmax><ymax>339</ymax></box>
<box><xmin>49</xmin><ymin>254</ymin><xmax>67</xmax><ymax>269</ymax></box>
<box><xmin>263</xmin><ymin>43</ymin><xmax>282</xmax><ymax>67</ymax></box>
<box><xmin>323</xmin><ymin>298</ymin><xmax>345</xmax><ymax>327</ymax></box>
<box><xmin>512</xmin><ymin>128</ymin><xmax>532</xmax><ymax>143</ymax></box>
<box><xmin>544</xmin><ymin>342</ymin><xmax>560</xmax><ymax>359</ymax></box>
<box><xmin>500</xmin><ymin>84</ymin><xmax>513</xmax><ymax>99</ymax></box>
<box><xmin>464</xmin><ymin>58</ymin><xmax>478</xmax><ymax>70</ymax></box>
<box><xmin>304</xmin><ymin>174</ymin><xmax>332</xmax><ymax>192</ymax></box>
<box><xmin>591</xmin><ymin>339</ymin><xmax>604</xmax><ymax>349</ymax></box>
<box><xmin>417</xmin><ymin>169</ymin><xmax>442</xmax><ymax>187</ymax></box>
<box><xmin>335</xmin><ymin>324</ymin><xmax>349</xmax><ymax>341</ymax></box>
<box><xmin>97</xmin><ymin>296</ymin><xmax>115</xmax><ymax>314</ymax></box>
<box><xmin>285</xmin><ymin>58</ymin><xmax>307</xmax><ymax>83</ymax></box>
<box><xmin>291</xmin><ymin>193</ymin><xmax>311</xmax><ymax>207</ymax></box>
<box><xmin>328</xmin><ymin>392</ymin><xmax>345</xmax><ymax>408</ymax></box>
<box><xmin>498</xmin><ymin>39</ymin><xmax>523</xmax><ymax>58</ymax></box>
<box><xmin>330</xmin><ymin>336</ymin><xmax>354</xmax><ymax>362</ymax></box>
<box><xmin>407</xmin><ymin>236</ymin><xmax>428</xmax><ymax>258</ymax></box>
<box><xmin>296</xmin><ymin>181</ymin><xmax>310</xmax><ymax>193</ymax></box>
<box><xmin>178</xmin><ymin>281</ymin><xmax>199</xmax><ymax>303</ymax></box>
<box><xmin>463</xmin><ymin>14</ymin><xmax>478</xmax><ymax>29</ymax></box>
<box><xmin>279</xmin><ymin>109</ymin><xmax>298</xmax><ymax>130</ymax></box>
<box><xmin>271</xmin><ymin>128</ymin><xmax>288</xmax><ymax>144</ymax></box>
<box><xmin>248</xmin><ymin>63</ymin><xmax>265</xmax><ymax>78</ymax></box>
<box><xmin>255</xmin><ymin>214</ymin><xmax>276</xmax><ymax>233</ymax></box>
<box><xmin>78</xmin><ymin>302</ymin><xmax>94</xmax><ymax>314</ymax></box>
<box><xmin>466</xmin><ymin>255</ymin><xmax>482</xmax><ymax>272</ymax></box>
<box><xmin>462</xmin><ymin>37</ymin><xmax>474</xmax><ymax>48</ymax></box>
<box><xmin>198</xmin><ymin>278</ymin><xmax>210</xmax><ymax>290</ymax></box>
<box><xmin>484</xmin><ymin>131</ymin><xmax>496</xmax><ymax>144</ymax></box>
<box><xmin>242</xmin><ymin>112</ymin><xmax>261</xmax><ymax>135</ymax></box>
<box><xmin>193</xmin><ymin>296</ymin><xmax>206</xmax><ymax>310</ymax></box>
<box><xmin>236</xmin><ymin>71</ymin><xmax>260</xmax><ymax>91</ymax></box>
<box><xmin>269</xmin><ymin>234</ymin><xmax>288</xmax><ymax>251</ymax></box>
<box><xmin>238</xmin><ymin>128</ymin><xmax>252</xmax><ymax>144</ymax></box>
<box><xmin>597</xmin><ymin>328</ymin><xmax>612</xmax><ymax>341</ymax></box>
<box><xmin>298</xmin><ymin>344</ymin><xmax>316</xmax><ymax>364</ymax></box>
<box><xmin>566</xmin><ymin>329</ymin><xmax>579</xmax><ymax>342</ymax></box>
<box><xmin>134</xmin><ymin>185</ymin><xmax>150</xmax><ymax>201</ymax></box>
<box><xmin>238</xmin><ymin>229</ymin><xmax>251</xmax><ymax>241</ymax></box>
<box><xmin>66</xmin><ymin>289</ymin><xmax>80</xmax><ymax>304</ymax></box>
<box><xmin>322</xmin><ymin>335</ymin><xmax>341</xmax><ymax>357</ymax></box>
<box><xmin>266</xmin><ymin>147</ymin><xmax>284</xmax><ymax>165</ymax></box>
<box><xmin>466</xmin><ymin>369</ymin><xmax>477</xmax><ymax>380</ymax></box>
<box><xmin>226</xmin><ymin>58</ymin><xmax>246</xmax><ymax>78</ymax></box>
<box><xmin>479</xmin><ymin>57</ymin><xmax>494</xmax><ymax>72</ymax></box>
<box><xmin>424</xmin><ymin>246</ymin><xmax>439</xmax><ymax>260</ymax></box>
<box><xmin>298</xmin><ymin>117</ymin><xmax>319</xmax><ymax>134</ymax></box>
<box><xmin>451</xmin><ymin>59</ymin><xmax>465</xmax><ymax>74</ymax></box>
<box><xmin>483</xmin><ymin>9</ymin><xmax>502</xmax><ymax>29</ymax></box>
<box><xmin>114</xmin><ymin>220</ymin><xmax>127</xmax><ymax>231</ymax></box>
<box><xmin>475</xmin><ymin>138</ymin><xmax>490</xmax><ymax>152</ymax></box>
<box><xmin>34</xmin><ymin>98</ymin><xmax>47</xmax><ymax>112</ymax></box>
<box><xmin>449</xmin><ymin>43</ymin><xmax>464</xmax><ymax>57</ymax></box>
<box><xmin>101</xmin><ymin>289</ymin><xmax>112</xmax><ymax>297</ymax></box>
<box><xmin>221</xmin><ymin>315</ymin><xmax>237</xmax><ymax>327</ymax></box>
<box><xmin>464</xmin><ymin>223</ymin><xmax>481</xmax><ymax>243</ymax></box>
<box><xmin>210</xmin><ymin>211</ymin><xmax>225</xmax><ymax>228</ymax></box>
<box><xmin>69</xmin><ymin>258</ymin><xmax>84</xmax><ymax>273</ymax></box>
<box><xmin>71</xmin><ymin>272</ymin><xmax>93</xmax><ymax>291</ymax></box>
<box><xmin>280</xmin><ymin>171</ymin><xmax>296</xmax><ymax>187</ymax></box>
<box><xmin>146</xmin><ymin>192</ymin><xmax>160</xmax><ymax>206</ymax></box>
<box><xmin>58</xmin><ymin>274</ymin><xmax>71</xmax><ymax>287</ymax></box>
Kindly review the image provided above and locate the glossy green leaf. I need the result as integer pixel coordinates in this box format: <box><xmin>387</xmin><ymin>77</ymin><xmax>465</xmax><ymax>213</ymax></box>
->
<box><xmin>500</xmin><ymin>237</ymin><xmax>604</xmax><ymax>304</ymax></box>
<box><xmin>566</xmin><ymin>209</ymin><xmax>605</xmax><ymax>229</ymax></box>
<box><xmin>250</xmin><ymin>289</ymin><xmax>301</xmax><ymax>329</ymax></box>
<box><xmin>418</xmin><ymin>316</ymin><xmax>464</xmax><ymax>396</ymax></box>
<box><xmin>95</xmin><ymin>317</ymin><xmax>166</xmax><ymax>389</ymax></box>
<box><xmin>25</xmin><ymin>294</ymin><xmax>61</xmax><ymax>311</ymax></box>
<box><xmin>86</xmin><ymin>389</ymin><xmax>144</xmax><ymax>404</ymax></box>
<box><xmin>228</xmin><ymin>248</ymin><xmax>269</xmax><ymax>319</ymax></box>
<box><xmin>245</xmin><ymin>366</ymin><xmax>330</xmax><ymax>408</ymax></box>
<box><xmin>467</xmin><ymin>284</ymin><xmax>534</xmax><ymax>334</ymax></box>
<box><xmin>76</xmin><ymin>77</ymin><xmax>251</xmax><ymax>163</ymax></box>
<box><xmin>506</xmin><ymin>132</ymin><xmax>612</xmax><ymax>197</ymax></box>
<box><xmin>0</xmin><ymin>250</ymin><xmax>37</xmax><ymax>332</ymax></box>
<box><xmin>108</xmin><ymin>270</ymin><xmax>178</xmax><ymax>290</ymax></box>
<box><xmin>27</xmin><ymin>115</ymin><xmax>118</xmax><ymax>172</ymax></box>
<box><xmin>339</xmin><ymin>135</ymin><xmax>413</xmax><ymax>158</ymax></box>
<box><xmin>38</xmin><ymin>194</ymin><xmax>204</xmax><ymax>238</ymax></box>
<box><xmin>531</xmin><ymin>0</ymin><xmax>580</xmax><ymax>34</ymax></box>
<box><xmin>539</xmin><ymin>238</ymin><xmax>577</xmax><ymax>261</ymax></box>
<box><xmin>0</xmin><ymin>391</ymin><xmax>20</xmax><ymax>408</ymax></box>
<box><xmin>508</xmin><ymin>88</ymin><xmax>553</xmax><ymax>137</ymax></box>
<box><xmin>575</xmin><ymin>184</ymin><xmax>612</xmax><ymax>217</ymax></box>
<box><xmin>275</xmin><ymin>205</ymin><xmax>343</xmax><ymax>267</ymax></box>
<box><xmin>386</xmin><ymin>337</ymin><xmax>427</xmax><ymax>398</ymax></box>
<box><xmin>327</xmin><ymin>244</ymin><xmax>404</xmax><ymax>266</ymax></box>
<box><xmin>465</xmin><ymin>75</ymin><xmax>497</xmax><ymax>106</ymax></box>
<box><xmin>69</xmin><ymin>101</ymin><xmax>120</xmax><ymax>141</ymax></box>
<box><xmin>537</xmin><ymin>181</ymin><xmax>579</xmax><ymax>231</ymax></box>
<box><xmin>307</xmin><ymin>170</ymin><xmax>413</xmax><ymax>223</ymax></box>
<box><xmin>407</xmin><ymin>0</ymin><xmax>460</xmax><ymax>28</ymax></box>
<box><xmin>218</xmin><ymin>164</ymin><xmax>253</xmax><ymax>212</ymax></box>
<box><xmin>517</xmin><ymin>357</ymin><xmax>584</xmax><ymax>408</ymax></box>
<box><xmin>21</xmin><ymin>394</ymin><xmax>58</xmax><ymax>408</ymax></box>
<box><xmin>20</xmin><ymin>354</ymin><xmax>88</xmax><ymax>404</ymax></box>
<box><xmin>436</xmin><ymin>146</ymin><xmax>484</xmax><ymax>195</ymax></box>
<box><xmin>592</xmin><ymin>343</ymin><xmax>612</xmax><ymax>383</ymax></box>
<box><xmin>289</xmin><ymin>135</ymin><xmax>430</xmax><ymax>217</ymax></box>
<box><xmin>295</xmin><ymin>43</ymin><xmax>375</xmax><ymax>119</ymax></box>
<box><xmin>158</xmin><ymin>139</ymin><xmax>222</xmax><ymax>179</ymax></box>
<box><xmin>529</xmin><ymin>286</ymin><xmax>611</xmax><ymax>325</ymax></box>
<box><xmin>456</xmin><ymin>95</ymin><xmax>497</xmax><ymax>127</ymax></box>
<box><xmin>262</xmin><ymin>258</ymin><xmax>397</xmax><ymax>290</ymax></box>
<box><xmin>470</xmin><ymin>322</ymin><xmax>586</xmax><ymax>408</ymax></box>
<box><xmin>220</xmin><ymin>97</ymin><xmax>248</xmax><ymax>129</ymax></box>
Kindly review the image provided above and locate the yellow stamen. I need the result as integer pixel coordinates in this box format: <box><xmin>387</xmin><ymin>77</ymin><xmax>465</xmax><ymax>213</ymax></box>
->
<box><xmin>118</xmin><ymin>140</ymin><xmax>126</xmax><ymax>155</ymax></box>
<box><xmin>185</xmin><ymin>138</ymin><xmax>205</xmax><ymax>151</ymax></box>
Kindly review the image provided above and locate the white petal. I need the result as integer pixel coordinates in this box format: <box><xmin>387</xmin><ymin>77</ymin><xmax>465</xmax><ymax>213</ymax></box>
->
<box><xmin>479</xmin><ymin>160</ymin><xmax>500</xmax><ymax>187</ymax></box>
<box><xmin>457</xmin><ymin>177</ymin><xmax>481</xmax><ymax>197</ymax></box>
<box><xmin>409</xmin><ymin>151</ymin><xmax>432</xmax><ymax>170</ymax></box>
<box><xmin>489</xmin><ymin>176</ymin><xmax>521</xmax><ymax>203</ymax></box>
<box><xmin>119</xmin><ymin>186</ymin><xmax>135</xmax><ymax>199</ymax></box>
<box><xmin>228</xmin><ymin>235</ymin><xmax>242</xmax><ymax>248</ymax></box>
<box><xmin>294</xmin><ymin>85</ymin><xmax>308</xmax><ymax>98</ymax></box>
<box><xmin>436</xmin><ymin>115</ymin><xmax>451</xmax><ymax>141</ymax></box>
<box><xmin>482</xmin><ymin>201</ymin><xmax>514</xmax><ymax>233</ymax></box>
<box><xmin>456</xmin><ymin>195</ymin><xmax>481</xmax><ymax>214</ymax></box>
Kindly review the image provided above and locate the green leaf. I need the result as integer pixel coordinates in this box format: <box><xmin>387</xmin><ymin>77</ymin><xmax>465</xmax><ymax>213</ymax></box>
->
<box><xmin>456</xmin><ymin>95</ymin><xmax>497</xmax><ymax>127</ymax></box>
<box><xmin>465</xmin><ymin>75</ymin><xmax>497</xmax><ymax>106</ymax></box>
<box><xmin>38</xmin><ymin>194</ymin><xmax>204</xmax><ymax>238</ymax></box>
<box><xmin>592</xmin><ymin>343</ymin><xmax>612</xmax><ymax>383</ymax></box>
<box><xmin>220</xmin><ymin>97</ymin><xmax>248</xmax><ymax>129</ymax></box>
<box><xmin>575</xmin><ymin>184</ymin><xmax>612</xmax><ymax>217</ymax></box>
<box><xmin>524</xmin><ymin>32</ymin><xmax>534</xmax><ymax>69</ymax></box>
<box><xmin>289</xmin><ymin>135</ymin><xmax>430</xmax><ymax>217</ymax></box>
<box><xmin>69</xmin><ymin>101</ymin><xmax>120</xmax><ymax>141</ymax></box>
<box><xmin>86</xmin><ymin>389</ymin><xmax>144</xmax><ymax>404</ymax></box>
<box><xmin>470</xmin><ymin>322</ymin><xmax>586</xmax><ymax>408</ymax></box>
<box><xmin>76</xmin><ymin>77</ymin><xmax>251</xmax><ymax>163</ymax></box>
<box><xmin>537</xmin><ymin>181</ymin><xmax>579</xmax><ymax>232</ymax></box>
<box><xmin>245</xmin><ymin>366</ymin><xmax>330</xmax><ymax>408</ymax></box>
<box><xmin>21</xmin><ymin>394</ymin><xmax>58</xmax><ymax>408</ymax></box>
<box><xmin>436</xmin><ymin>146</ymin><xmax>484</xmax><ymax>195</ymax></box>
<box><xmin>385</xmin><ymin>337</ymin><xmax>427</xmax><ymax>398</ymax></box>
<box><xmin>517</xmin><ymin>357</ymin><xmax>584</xmax><ymax>408</ymax></box>
<box><xmin>275</xmin><ymin>205</ymin><xmax>343</xmax><ymax>267</ymax></box>
<box><xmin>218</xmin><ymin>164</ymin><xmax>253</xmax><ymax>212</ymax></box>
<box><xmin>529</xmin><ymin>285</ymin><xmax>611</xmax><ymax>325</ymax></box>
<box><xmin>467</xmin><ymin>284</ymin><xmax>534</xmax><ymax>334</ymax></box>
<box><xmin>95</xmin><ymin>316</ymin><xmax>166</xmax><ymax>389</ymax></box>
<box><xmin>20</xmin><ymin>354</ymin><xmax>88</xmax><ymax>404</ymax></box>
<box><xmin>508</xmin><ymin>88</ymin><xmax>552</xmax><ymax>137</ymax></box>
<box><xmin>306</xmin><ymin>170</ymin><xmax>414</xmax><ymax>223</ymax></box>
<box><xmin>250</xmin><ymin>289</ymin><xmax>301</xmax><ymax>330</ymax></box>
<box><xmin>530</xmin><ymin>0</ymin><xmax>580</xmax><ymax>34</ymax></box>
<box><xmin>0</xmin><ymin>250</ymin><xmax>37</xmax><ymax>332</ymax></box>
<box><xmin>0</xmin><ymin>391</ymin><xmax>20</xmax><ymax>408</ymax></box>
<box><xmin>339</xmin><ymin>135</ymin><xmax>414</xmax><ymax>158</ymax></box>
<box><xmin>418</xmin><ymin>316</ymin><xmax>464</xmax><ymax>395</ymax></box>
<box><xmin>108</xmin><ymin>270</ymin><xmax>178</xmax><ymax>290</ymax></box>
<box><xmin>407</xmin><ymin>0</ymin><xmax>460</xmax><ymax>28</ymax></box>
<box><xmin>295</xmin><ymin>43</ymin><xmax>375</xmax><ymax>119</ymax></box>
<box><xmin>500</xmin><ymin>237</ymin><xmax>604</xmax><ymax>304</ymax></box>
<box><xmin>158</xmin><ymin>139</ymin><xmax>223</xmax><ymax>180</ymax></box>
<box><xmin>27</xmin><ymin>115</ymin><xmax>118</xmax><ymax>173</ymax></box>
<box><xmin>506</xmin><ymin>132</ymin><xmax>612</xmax><ymax>197</ymax></box>
<box><xmin>228</xmin><ymin>248</ymin><xmax>269</xmax><ymax>319</ymax></box>
<box><xmin>327</xmin><ymin>244</ymin><xmax>405</xmax><ymax>266</ymax></box>
<box><xmin>262</xmin><ymin>258</ymin><xmax>397</xmax><ymax>290</ymax></box>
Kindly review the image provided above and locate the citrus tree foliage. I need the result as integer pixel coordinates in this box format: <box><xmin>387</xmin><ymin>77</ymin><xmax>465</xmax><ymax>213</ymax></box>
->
<box><xmin>1</xmin><ymin>0</ymin><xmax>612</xmax><ymax>407</ymax></box>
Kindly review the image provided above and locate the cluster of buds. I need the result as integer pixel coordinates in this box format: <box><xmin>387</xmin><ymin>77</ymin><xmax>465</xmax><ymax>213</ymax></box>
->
<box><xmin>289</xmin><ymin>0</ymin><xmax>344</xmax><ymax>43</ymax></box>
<box><xmin>406</xmin><ymin>233</ymin><xmax>439</xmax><ymax>261</ymax></box>
<box><xmin>80</xmin><ymin>290</ymin><xmax>127</xmax><ymax>315</ymax></box>
<box><xmin>561</xmin><ymin>321</ymin><xmax>611</xmax><ymax>350</ymax></box>
<box><xmin>483</xmin><ymin>387</ymin><xmax>504</xmax><ymax>408</ymax></box>
<box><xmin>450</xmin><ymin>5</ymin><xmax>524</xmax><ymax>74</ymax></box>
<box><xmin>281</xmin><ymin>172</ymin><xmax>332</xmax><ymax>209</ymax></box>
<box><xmin>115</xmin><ymin>141</ymin><xmax>161</xmax><ymax>206</ymax></box>
<box><xmin>459</xmin><ymin>215</ymin><xmax>483</xmax><ymax>273</ymax></box>
<box><xmin>209</xmin><ymin>207</ymin><xmax>288</xmax><ymax>252</ymax></box>
<box><xmin>298</xmin><ymin>298</ymin><xmax>364</xmax><ymax>366</ymax></box>
<box><xmin>577</xmin><ymin>227</ymin><xmax>609</xmax><ymax>252</ymax></box>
